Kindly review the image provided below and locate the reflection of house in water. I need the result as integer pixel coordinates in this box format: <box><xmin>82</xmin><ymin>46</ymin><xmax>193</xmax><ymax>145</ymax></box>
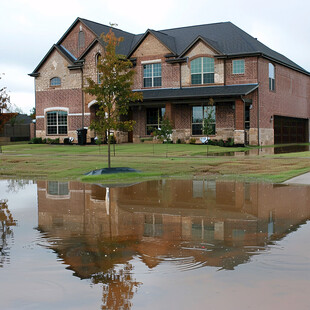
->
<box><xmin>37</xmin><ymin>180</ymin><xmax>310</xmax><ymax>307</ymax></box>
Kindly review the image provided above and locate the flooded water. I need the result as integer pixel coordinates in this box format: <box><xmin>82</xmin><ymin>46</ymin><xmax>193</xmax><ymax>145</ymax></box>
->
<box><xmin>0</xmin><ymin>179</ymin><xmax>310</xmax><ymax>310</ymax></box>
<box><xmin>212</xmin><ymin>144</ymin><xmax>310</xmax><ymax>156</ymax></box>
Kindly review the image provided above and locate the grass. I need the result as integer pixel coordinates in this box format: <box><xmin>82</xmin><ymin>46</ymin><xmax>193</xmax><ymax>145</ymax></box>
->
<box><xmin>1</xmin><ymin>142</ymin><xmax>310</xmax><ymax>183</ymax></box>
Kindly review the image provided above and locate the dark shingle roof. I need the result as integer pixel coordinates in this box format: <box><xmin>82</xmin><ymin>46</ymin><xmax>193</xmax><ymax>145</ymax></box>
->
<box><xmin>134</xmin><ymin>84</ymin><xmax>259</xmax><ymax>101</ymax></box>
<box><xmin>79</xmin><ymin>18</ymin><xmax>136</xmax><ymax>56</ymax></box>
<box><xmin>31</xmin><ymin>18</ymin><xmax>309</xmax><ymax>76</ymax></box>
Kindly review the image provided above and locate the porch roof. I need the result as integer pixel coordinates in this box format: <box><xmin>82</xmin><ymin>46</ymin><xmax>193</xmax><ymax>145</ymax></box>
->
<box><xmin>133</xmin><ymin>84</ymin><xmax>259</xmax><ymax>102</ymax></box>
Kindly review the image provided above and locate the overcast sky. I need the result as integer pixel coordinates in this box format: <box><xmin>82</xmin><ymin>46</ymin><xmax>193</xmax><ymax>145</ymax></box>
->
<box><xmin>1</xmin><ymin>0</ymin><xmax>309</xmax><ymax>114</ymax></box>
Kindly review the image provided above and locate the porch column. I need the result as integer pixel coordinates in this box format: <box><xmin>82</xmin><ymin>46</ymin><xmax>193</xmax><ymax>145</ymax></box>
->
<box><xmin>165</xmin><ymin>102</ymin><xmax>174</xmax><ymax>124</ymax></box>
<box><xmin>234</xmin><ymin>99</ymin><xmax>245</xmax><ymax>144</ymax></box>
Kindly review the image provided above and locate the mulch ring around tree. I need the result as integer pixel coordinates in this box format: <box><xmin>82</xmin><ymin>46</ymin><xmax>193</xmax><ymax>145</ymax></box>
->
<box><xmin>84</xmin><ymin>167</ymin><xmax>141</xmax><ymax>176</ymax></box>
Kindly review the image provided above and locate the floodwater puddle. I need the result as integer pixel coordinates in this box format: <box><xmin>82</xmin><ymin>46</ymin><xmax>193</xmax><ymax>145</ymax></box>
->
<box><xmin>0</xmin><ymin>179</ymin><xmax>309</xmax><ymax>309</ymax></box>
<box><xmin>212</xmin><ymin>144</ymin><xmax>310</xmax><ymax>156</ymax></box>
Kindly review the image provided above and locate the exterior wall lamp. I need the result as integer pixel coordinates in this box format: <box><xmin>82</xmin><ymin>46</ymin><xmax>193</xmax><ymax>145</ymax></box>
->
<box><xmin>270</xmin><ymin>115</ymin><xmax>273</xmax><ymax>122</ymax></box>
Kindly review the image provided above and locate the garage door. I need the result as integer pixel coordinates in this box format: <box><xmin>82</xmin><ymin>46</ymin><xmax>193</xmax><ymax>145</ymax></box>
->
<box><xmin>274</xmin><ymin>116</ymin><xmax>308</xmax><ymax>144</ymax></box>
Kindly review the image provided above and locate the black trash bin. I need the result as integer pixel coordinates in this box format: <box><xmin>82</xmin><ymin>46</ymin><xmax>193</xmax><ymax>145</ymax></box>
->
<box><xmin>77</xmin><ymin>128</ymin><xmax>87</xmax><ymax>145</ymax></box>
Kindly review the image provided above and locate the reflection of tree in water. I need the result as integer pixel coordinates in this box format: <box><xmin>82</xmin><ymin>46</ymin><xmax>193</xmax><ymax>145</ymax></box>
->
<box><xmin>92</xmin><ymin>263</ymin><xmax>140</xmax><ymax>310</ymax></box>
<box><xmin>39</xmin><ymin>234</ymin><xmax>141</xmax><ymax>310</ymax></box>
<box><xmin>6</xmin><ymin>179</ymin><xmax>32</xmax><ymax>193</ymax></box>
<box><xmin>0</xmin><ymin>200</ymin><xmax>16</xmax><ymax>267</ymax></box>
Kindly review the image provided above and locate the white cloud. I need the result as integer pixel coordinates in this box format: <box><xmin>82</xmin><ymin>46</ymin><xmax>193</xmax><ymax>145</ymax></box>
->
<box><xmin>1</xmin><ymin>0</ymin><xmax>309</xmax><ymax>112</ymax></box>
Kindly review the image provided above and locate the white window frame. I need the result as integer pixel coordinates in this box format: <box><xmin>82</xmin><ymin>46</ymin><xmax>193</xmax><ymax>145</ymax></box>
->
<box><xmin>232</xmin><ymin>59</ymin><xmax>245</xmax><ymax>74</ymax></box>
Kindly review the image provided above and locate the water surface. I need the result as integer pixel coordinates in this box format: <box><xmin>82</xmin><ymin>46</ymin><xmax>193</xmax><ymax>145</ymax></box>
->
<box><xmin>0</xmin><ymin>179</ymin><xmax>309</xmax><ymax>309</ymax></box>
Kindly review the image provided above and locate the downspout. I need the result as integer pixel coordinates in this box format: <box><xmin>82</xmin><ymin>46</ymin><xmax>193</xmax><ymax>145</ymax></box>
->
<box><xmin>241</xmin><ymin>95</ymin><xmax>247</xmax><ymax>145</ymax></box>
<box><xmin>257</xmin><ymin>56</ymin><xmax>260</xmax><ymax>146</ymax></box>
<box><xmin>179</xmin><ymin>62</ymin><xmax>182</xmax><ymax>89</ymax></box>
<box><xmin>81</xmin><ymin>67</ymin><xmax>84</xmax><ymax>129</ymax></box>
<box><xmin>34</xmin><ymin>77</ymin><xmax>37</xmax><ymax>138</ymax></box>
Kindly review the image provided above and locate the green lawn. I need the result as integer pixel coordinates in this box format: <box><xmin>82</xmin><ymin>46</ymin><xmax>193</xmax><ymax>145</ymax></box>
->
<box><xmin>1</xmin><ymin>142</ymin><xmax>309</xmax><ymax>183</ymax></box>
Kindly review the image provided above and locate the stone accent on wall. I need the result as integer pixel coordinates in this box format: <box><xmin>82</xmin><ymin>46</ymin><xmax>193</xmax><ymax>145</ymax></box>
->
<box><xmin>115</xmin><ymin>131</ymin><xmax>128</xmax><ymax>143</ymax></box>
<box><xmin>249</xmin><ymin>128</ymin><xmax>259</xmax><ymax>145</ymax></box>
<box><xmin>234</xmin><ymin>130</ymin><xmax>245</xmax><ymax>144</ymax></box>
<box><xmin>215</xmin><ymin>128</ymin><xmax>234</xmax><ymax>141</ymax></box>
<box><xmin>172</xmin><ymin>129</ymin><xmax>191</xmax><ymax>143</ymax></box>
<box><xmin>259</xmin><ymin>128</ymin><xmax>274</xmax><ymax>146</ymax></box>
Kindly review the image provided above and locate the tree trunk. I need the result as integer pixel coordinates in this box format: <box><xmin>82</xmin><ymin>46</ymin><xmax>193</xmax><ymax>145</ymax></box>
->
<box><xmin>108</xmin><ymin>129</ymin><xmax>111</xmax><ymax>168</ymax></box>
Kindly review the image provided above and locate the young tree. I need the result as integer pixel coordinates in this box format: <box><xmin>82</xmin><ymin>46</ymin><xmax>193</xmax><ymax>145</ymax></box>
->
<box><xmin>0</xmin><ymin>74</ymin><xmax>10</xmax><ymax>113</ymax></box>
<box><xmin>203</xmin><ymin>98</ymin><xmax>215</xmax><ymax>156</ymax></box>
<box><xmin>85</xmin><ymin>28</ymin><xmax>142</xmax><ymax>168</ymax></box>
<box><xmin>152</xmin><ymin>117</ymin><xmax>173</xmax><ymax>157</ymax></box>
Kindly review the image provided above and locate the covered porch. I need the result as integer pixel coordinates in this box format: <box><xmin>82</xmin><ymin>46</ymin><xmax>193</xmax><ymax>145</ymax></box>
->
<box><xmin>130</xmin><ymin>84</ymin><xmax>259</xmax><ymax>145</ymax></box>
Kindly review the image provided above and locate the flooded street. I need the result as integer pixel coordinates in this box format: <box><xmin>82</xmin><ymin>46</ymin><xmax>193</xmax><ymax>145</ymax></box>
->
<box><xmin>0</xmin><ymin>179</ymin><xmax>310</xmax><ymax>309</ymax></box>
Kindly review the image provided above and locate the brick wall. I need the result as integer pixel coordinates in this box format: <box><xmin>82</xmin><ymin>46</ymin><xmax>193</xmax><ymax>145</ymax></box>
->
<box><xmin>60</xmin><ymin>21</ymin><xmax>96</xmax><ymax>59</ymax></box>
<box><xmin>132</xmin><ymin>34</ymin><xmax>180</xmax><ymax>89</ymax></box>
<box><xmin>216</xmin><ymin>102</ymin><xmax>234</xmax><ymax>128</ymax></box>
<box><xmin>225</xmin><ymin>57</ymin><xmax>258</xmax><ymax>85</ymax></box>
<box><xmin>258</xmin><ymin>57</ymin><xmax>309</xmax><ymax>128</ymax></box>
<box><xmin>36</xmin><ymin>49</ymin><xmax>82</xmax><ymax>92</ymax></box>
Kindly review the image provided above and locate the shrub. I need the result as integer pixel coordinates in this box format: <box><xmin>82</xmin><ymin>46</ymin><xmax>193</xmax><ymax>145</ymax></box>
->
<box><xmin>64</xmin><ymin>138</ymin><xmax>72</xmax><ymax>145</ymax></box>
<box><xmin>30</xmin><ymin>137</ymin><xmax>43</xmax><ymax>144</ymax></box>
<box><xmin>189</xmin><ymin>138</ymin><xmax>196</xmax><ymax>144</ymax></box>
<box><xmin>176</xmin><ymin>138</ymin><xmax>182</xmax><ymax>144</ymax></box>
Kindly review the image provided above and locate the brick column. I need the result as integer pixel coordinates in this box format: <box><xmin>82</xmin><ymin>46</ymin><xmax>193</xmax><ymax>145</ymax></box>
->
<box><xmin>235</xmin><ymin>99</ymin><xmax>244</xmax><ymax>130</ymax></box>
<box><xmin>165</xmin><ymin>102</ymin><xmax>174</xmax><ymax>126</ymax></box>
<box><xmin>234</xmin><ymin>99</ymin><xmax>245</xmax><ymax>144</ymax></box>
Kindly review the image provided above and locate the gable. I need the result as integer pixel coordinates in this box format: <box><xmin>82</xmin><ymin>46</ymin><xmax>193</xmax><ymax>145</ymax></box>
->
<box><xmin>131</xmin><ymin>33</ymin><xmax>171</xmax><ymax>58</ymax></box>
<box><xmin>184</xmin><ymin>39</ymin><xmax>219</xmax><ymax>59</ymax></box>
<box><xmin>36</xmin><ymin>49</ymin><xmax>81</xmax><ymax>91</ymax></box>
<box><xmin>59</xmin><ymin>20</ymin><xmax>96</xmax><ymax>59</ymax></box>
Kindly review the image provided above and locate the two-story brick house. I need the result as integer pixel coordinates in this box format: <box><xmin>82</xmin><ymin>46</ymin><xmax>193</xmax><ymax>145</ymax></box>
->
<box><xmin>29</xmin><ymin>17</ymin><xmax>310</xmax><ymax>145</ymax></box>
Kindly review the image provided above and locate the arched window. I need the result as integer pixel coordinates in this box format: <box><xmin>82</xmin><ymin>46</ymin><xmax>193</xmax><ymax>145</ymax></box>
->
<box><xmin>269</xmin><ymin>63</ymin><xmax>275</xmax><ymax>91</ymax></box>
<box><xmin>96</xmin><ymin>53</ymin><xmax>102</xmax><ymax>84</ymax></box>
<box><xmin>78</xmin><ymin>30</ymin><xmax>85</xmax><ymax>49</ymax></box>
<box><xmin>191</xmin><ymin>57</ymin><xmax>214</xmax><ymax>85</ymax></box>
<box><xmin>50</xmin><ymin>77</ymin><xmax>61</xmax><ymax>87</ymax></box>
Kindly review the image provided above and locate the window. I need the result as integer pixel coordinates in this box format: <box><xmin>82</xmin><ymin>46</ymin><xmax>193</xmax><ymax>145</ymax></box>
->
<box><xmin>269</xmin><ymin>63</ymin><xmax>275</xmax><ymax>91</ymax></box>
<box><xmin>50</xmin><ymin>77</ymin><xmax>61</xmax><ymax>87</ymax></box>
<box><xmin>232</xmin><ymin>59</ymin><xmax>245</xmax><ymax>74</ymax></box>
<box><xmin>192</xmin><ymin>105</ymin><xmax>216</xmax><ymax>135</ymax></box>
<box><xmin>47</xmin><ymin>111</ymin><xmax>68</xmax><ymax>135</ymax></box>
<box><xmin>191</xmin><ymin>57</ymin><xmax>214</xmax><ymax>84</ymax></box>
<box><xmin>245</xmin><ymin>105</ymin><xmax>250</xmax><ymax>129</ymax></box>
<box><xmin>146</xmin><ymin>107</ymin><xmax>165</xmax><ymax>135</ymax></box>
<box><xmin>78</xmin><ymin>30</ymin><xmax>85</xmax><ymax>49</ymax></box>
<box><xmin>143</xmin><ymin>63</ymin><xmax>162</xmax><ymax>87</ymax></box>
<box><xmin>96</xmin><ymin>54</ymin><xmax>102</xmax><ymax>84</ymax></box>
<box><xmin>48</xmin><ymin>181</ymin><xmax>69</xmax><ymax>196</ymax></box>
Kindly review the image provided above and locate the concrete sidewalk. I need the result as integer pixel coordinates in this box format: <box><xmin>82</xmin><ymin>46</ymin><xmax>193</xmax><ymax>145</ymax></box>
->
<box><xmin>283</xmin><ymin>172</ymin><xmax>310</xmax><ymax>185</ymax></box>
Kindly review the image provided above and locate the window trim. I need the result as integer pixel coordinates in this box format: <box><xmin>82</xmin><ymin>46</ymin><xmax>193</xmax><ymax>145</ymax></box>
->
<box><xmin>78</xmin><ymin>30</ymin><xmax>85</xmax><ymax>50</ymax></box>
<box><xmin>269</xmin><ymin>63</ymin><xmax>275</xmax><ymax>91</ymax></box>
<box><xmin>96</xmin><ymin>53</ymin><xmax>102</xmax><ymax>84</ymax></box>
<box><xmin>191</xmin><ymin>105</ymin><xmax>216</xmax><ymax>136</ymax></box>
<box><xmin>46</xmin><ymin>110</ymin><xmax>68</xmax><ymax>136</ymax></box>
<box><xmin>146</xmin><ymin>107</ymin><xmax>165</xmax><ymax>135</ymax></box>
<box><xmin>50</xmin><ymin>77</ymin><xmax>61</xmax><ymax>87</ymax></box>
<box><xmin>232</xmin><ymin>59</ymin><xmax>245</xmax><ymax>74</ymax></box>
<box><xmin>190</xmin><ymin>57</ymin><xmax>215</xmax><ymax>85</ymax></box>
<box><xmin>143</xmin><ymin>62</ymin><xmax>162</xmax><ymax>88</ymax></box>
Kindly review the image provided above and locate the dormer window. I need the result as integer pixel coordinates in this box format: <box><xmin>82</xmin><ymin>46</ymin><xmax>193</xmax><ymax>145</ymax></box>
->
<box><xmin>191</xmin><ymin>57</ymin><xmax>214</xmax><ymax>85</ymax></box>
<box><xmin>143</xmin><ymin>63</ymin><xmax>162</xmax><ymax>87</ymax></box>
<box><xmin>50</xmin><ymin>77</ymin><xmax>61</xmax><ymax>87</ymax></box>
